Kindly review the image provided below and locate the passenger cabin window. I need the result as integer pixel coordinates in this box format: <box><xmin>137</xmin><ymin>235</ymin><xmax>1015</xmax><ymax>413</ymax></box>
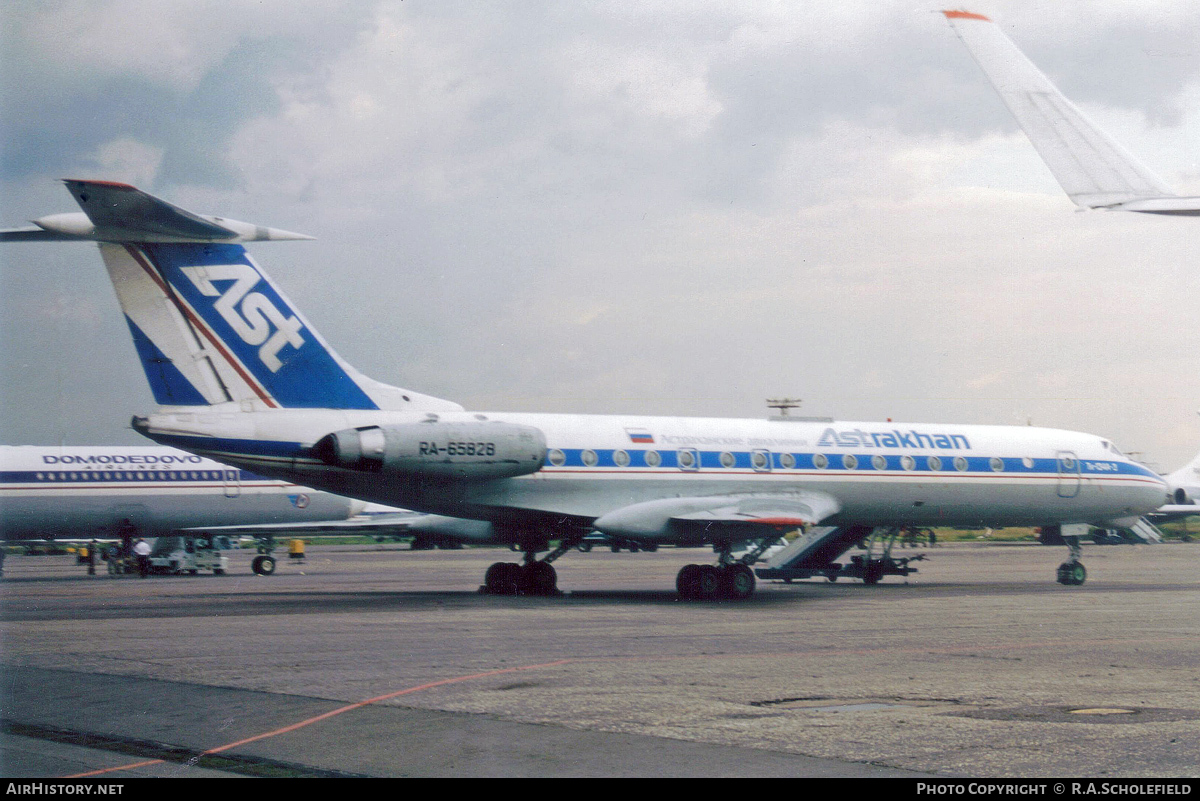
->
<box><xmin>954</xmin><ymin>456</ymin><xmax>968</xmax><ymax>472</ymax></box>
<box><xmin>927</xmin><ymin>455</ymin><xmax>942</xmax><ymax>471</ymax></box>
<box><xmin>581</xmin><ymin>449</ymin><xmax>598</xmax><ymax>467</ymax></box>
<box><xmin>779</xmin><ymin>453</ymin><xmax>796</xmax><ymax>469</ymax></box>
<box><xmin>872</xmin><ymin>455</ymin><xmax>887</xmax><ymax>470</ymax></box>
<box><xmin>842</xmin><ymin>454</ymin><xmax>857</xmax><ymax>470</ymax></box>
<box><xmin>548</xmin><ymin>449</ymin><xmax>566</xmax><ymax>467</ymax></box>
<box><xmin>900</xmin><ymin>455</ymin><xmax>915</xmax><ymax>471</ymax></box>
<box><xmin>644</xmin><ymin>450</ymin><xmax>661</xmax><ymax>467</ymax></box>
<box><xmin>813</xmin><ymin>454</ymin><xmax>829</xmax><ymax>469</ymax></box>
<box><xmin>990</xmin><ymin>457</ymin><xmax>1004</xmax><ymax>472</ymax></box>
<box><xmin>613</xmin><ymin>450</ymin><xmax>630</xmax><ymax>467</ymax></box>
<box><xmin>720</xmin><ymin>452</ymin><xmax>735</xmax><ymax>468</ymax></box>
<box><xmin>678</xmin><ymin>450</ymin><xmax>695</xmax><ymax>469</ymax></box>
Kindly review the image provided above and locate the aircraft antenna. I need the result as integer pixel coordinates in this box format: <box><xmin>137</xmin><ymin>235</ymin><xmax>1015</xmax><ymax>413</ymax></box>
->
<box><xmin>766</xmin><ymin>398</ymin><xmax>803</xmax><ymax>417</ymax></box>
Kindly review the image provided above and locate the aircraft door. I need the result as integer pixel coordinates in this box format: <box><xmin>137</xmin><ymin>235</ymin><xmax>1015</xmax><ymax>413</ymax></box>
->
<box><xmin>1056</xmin><ymin>451</ymin><xmax>1081</xmax><ymax>498</ymax></box>
<box><xmin>223</xmin><ymin>469</ymin><xmax>241</xmax><ymax>498</ymax></box>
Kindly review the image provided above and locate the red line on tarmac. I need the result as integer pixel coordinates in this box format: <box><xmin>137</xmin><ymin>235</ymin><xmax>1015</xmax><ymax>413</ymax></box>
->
<box><xmin>62</xmin><ymin>659</ymin><xmax>573</xmax><ymax>778</ymax></box>
<box><xmin>61</xmin><ymin>632</ymin><xmax>1197</xmax><ymax>777</ymax></box>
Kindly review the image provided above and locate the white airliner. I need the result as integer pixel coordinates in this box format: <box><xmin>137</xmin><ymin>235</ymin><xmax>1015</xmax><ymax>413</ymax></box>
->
<box><xmin>0</xmin><ymin>444</ymin><xmax>486</xmax><ymax>565</ymax></box>
<box><xmin>1</xmin><ymin>181</ymin><xmax>1169</xmax><ymax>597</ymax></box>
<box><xmin>0</xmin><ymin>445</ymin><xmax>356</xmax><ymax>560</ymax></box>
<box><xmin>944</xmin><ymin>10</ymin><xmax>1200</xmax><ymax>216</ymax></box>
<box><xmin>1152</xmin><ymin>444</ymin><xmax>1200</xmax><ymax>521</ymax></box>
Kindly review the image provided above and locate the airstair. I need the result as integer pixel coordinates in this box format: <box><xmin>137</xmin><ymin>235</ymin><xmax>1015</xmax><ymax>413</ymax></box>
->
<box><xmin>754</xmin><ymin>525</ymin><xmax>924</xmax><ymax>584</ymax></box>
<box><xmin>1124</xmin><ymin>517</ymin><xmax>1164</xmax><ymax>543</ymax></box>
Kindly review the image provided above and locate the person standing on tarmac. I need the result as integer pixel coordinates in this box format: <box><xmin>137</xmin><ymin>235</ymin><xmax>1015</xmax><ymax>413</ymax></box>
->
<box><xmin>133</xmin><ymin>538</ymin><xmax>151</xmax><ymax>578</ymax></box>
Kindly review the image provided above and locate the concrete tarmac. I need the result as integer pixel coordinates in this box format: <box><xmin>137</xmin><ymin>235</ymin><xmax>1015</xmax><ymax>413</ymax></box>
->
<box><xmin>1</xmin><ymin>542</ymin><xmax>1198</xmax><ymax>778</ymax></box>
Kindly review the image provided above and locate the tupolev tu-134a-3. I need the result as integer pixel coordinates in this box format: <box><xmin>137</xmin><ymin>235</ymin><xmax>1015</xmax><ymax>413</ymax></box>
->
<box><xmin>1</xmin><ymin>181</ymin><xmax>1168</xmax><ymax>598</ymax></box>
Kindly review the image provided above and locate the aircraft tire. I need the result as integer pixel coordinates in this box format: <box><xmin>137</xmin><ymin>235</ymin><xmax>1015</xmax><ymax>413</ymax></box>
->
<box><xmin>521</xmin><ymin>561</ymin><xmax>558</xmax><ymax>596</ymax></box>
<box><xmin>485</xmin><ymin>561</ymin><xmax>521</xmax><ymax>595</ymax></box>
<box><xmin>1059</xmin><ymin>561</ymin><xmax>1086</xmax><ymax>586</ymax></box>
<box><xmin>722</xmin><ymin>564</ymin><xmax>756</xmax><ymax>600</ymax></box>
<box><xmin>696</xmin><ymin>565</ymin><xmax>723</xmax><ymax>599</ymax></box>
<box><xmin>676</xmin><ymin>564</ymin><xmax>702</xmax><ymax>599</ymax></box>
<box><xmin>252</xmin><ymin>555</ymin><xmax>276</xmax><ymax>576</ymax></box>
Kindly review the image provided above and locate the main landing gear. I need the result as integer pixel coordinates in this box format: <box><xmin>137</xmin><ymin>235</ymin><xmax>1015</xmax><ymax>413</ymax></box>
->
<box><xmin>676</xmin><ymin>538</ymin><xmax>777</xmax><ymax>601</ymax></box>
<box><xmin>676</xmin><ymin>563</ymin><xmax>756</xmax><ymax>600</ymax></box>
<box><xmin>483</xmin><ymin>534</ymin><xmax>580</xmax><ymax>596</ymax></box>
<box><xmin>251</xmin><ymin>535</ymin><xmax>277</xmax><ymax>576</ymax></box>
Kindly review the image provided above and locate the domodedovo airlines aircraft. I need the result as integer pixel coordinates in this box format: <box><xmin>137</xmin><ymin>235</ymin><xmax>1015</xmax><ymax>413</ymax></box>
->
<box><xmin>0</xmin><ymin>445</ymin><xmax>356</xmax><ymax>545</ymax></box>
<box><xmin>0</xmin><ymin>445</ymin><xmax>493</xmax><ymax>565</ymax></box>
<box><xmin>1</xmin><ymin>181</ymin><xmax>1168</xmax><ymax>597</ymax></box>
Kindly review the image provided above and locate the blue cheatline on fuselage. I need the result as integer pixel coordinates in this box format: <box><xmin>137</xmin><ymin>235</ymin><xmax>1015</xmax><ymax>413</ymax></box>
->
<box><xmin>144</xmin><ymin>433</ymin><xmax>1163</xmax><ymax>483</ymax></box>
<box><xmin>1</xmin><ymin>467</ymin><xmax>275</xmax><ymax>485</ymax></box>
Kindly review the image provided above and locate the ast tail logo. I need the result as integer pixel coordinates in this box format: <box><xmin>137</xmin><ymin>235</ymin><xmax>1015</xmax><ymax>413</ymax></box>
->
<box><xmin>132</xmin><ymin>242</ymin><xmax>381</xmax><ymax>410</ymax></box>
<box><xmin>181</xmin><ymin>263</ymin><xmax>305</xmax><ymax>372</ymax></box>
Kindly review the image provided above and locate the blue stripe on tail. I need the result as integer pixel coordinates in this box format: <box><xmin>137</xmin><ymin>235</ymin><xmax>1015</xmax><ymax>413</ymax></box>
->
<box><xmin>125</xmin><ymin>316</ymin><xmax>210</xmax><ymax>405</ymax></box>
<box><xmin>141</xmin><ymin>243</ymin><xmax>379</xmax><ymax>410</ymax></box>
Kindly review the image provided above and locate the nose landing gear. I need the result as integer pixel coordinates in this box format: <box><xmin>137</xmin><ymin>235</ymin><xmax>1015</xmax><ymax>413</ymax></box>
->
<box><xmin>1055</xmin><ymin>532</ymin><xmax>1086</xmax><ymax>586</ymax></box>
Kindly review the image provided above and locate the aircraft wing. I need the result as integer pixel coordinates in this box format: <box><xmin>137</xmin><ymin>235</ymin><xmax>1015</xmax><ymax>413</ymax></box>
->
<box><xmin>180</xmin><ymin>512</ymin><xmax>497</xmax><ymax>542</ymax></box>
<box><xmin>944</xmin><ymin>10</ymin><xmax>1200</xmax><ymax>215</ymax></box>
<box><xmin>593</xmin><ymin>491</ymin><xmax>841</xmax><ymax>543</ymax></box>
<box><xmin>1146</xmin><ymin>504</ymin><xmax>1200</xmax><ymax>522</ymax></box>
<box><xmin>179</xmin><ymin>513</ymin><xmax>426</xmax><ymax>538</ymax></box>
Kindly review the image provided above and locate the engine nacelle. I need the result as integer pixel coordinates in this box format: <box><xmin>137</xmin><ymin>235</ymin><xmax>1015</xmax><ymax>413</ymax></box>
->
<box><xmin>1176</xmin><ymin>487</ymin><xmax>1196</xmax><ymax>505</ymax></box>
<box><xmin>313</xmin><ymin>421</ymin><xmax>546</xmax><ymax>480</ymax></box>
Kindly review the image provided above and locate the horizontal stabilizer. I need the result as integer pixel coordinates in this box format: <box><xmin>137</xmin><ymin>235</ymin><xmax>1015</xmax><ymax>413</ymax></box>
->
<box><xmin>0</xmin><ymin>180</ymin><xmax>313</xmax><ymax>243</ymax></box>
<box><xmin>944</xmin><ymin>10</ymin><xmax>1184</xmax><ymax>213</ymax></box>
<box><xmin>0</xmin><ymin>225</ymin><xmax>89</xmax><ymax>242</ymax></box>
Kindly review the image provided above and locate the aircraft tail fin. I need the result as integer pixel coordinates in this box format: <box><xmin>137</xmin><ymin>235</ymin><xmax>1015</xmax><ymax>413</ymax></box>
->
<box><xmin>4</xmin><ymin>181</ymin><xmax>462</xmax><ymax>413</ymax></box>
<box><xmin>943</xmin><ymin>11</ymin><xmax>1199</xmax><ymax>215</ymax></box>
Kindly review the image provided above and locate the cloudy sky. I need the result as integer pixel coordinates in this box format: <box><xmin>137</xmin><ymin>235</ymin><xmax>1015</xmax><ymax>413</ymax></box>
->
<box><xmin>1</xmin><ymin>0</ymin><xmax>1197</xmax><ymax>471</ymax></box>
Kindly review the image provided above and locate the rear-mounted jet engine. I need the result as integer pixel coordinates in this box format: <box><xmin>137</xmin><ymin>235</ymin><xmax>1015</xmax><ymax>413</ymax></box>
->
<box><xmin>313</xmin><ymin>421</ymin><xmax>547</xmax><ymax>480</ymax></box>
